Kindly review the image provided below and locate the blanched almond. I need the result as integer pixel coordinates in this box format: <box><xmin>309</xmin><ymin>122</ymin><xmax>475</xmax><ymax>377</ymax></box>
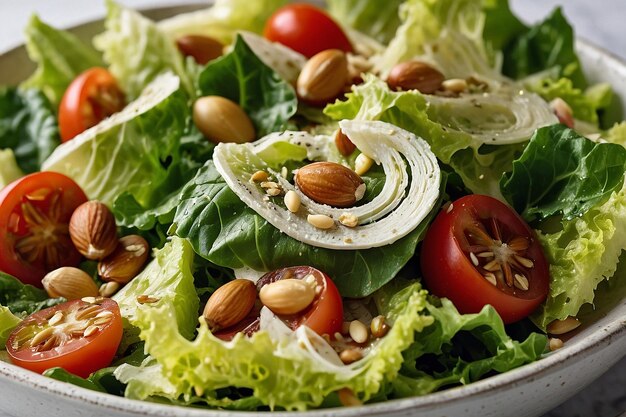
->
<box><xmin>259</xmin><ymin>279</ymin><xmax>316</xmax><ymax>315</ymax></box>
<box><xmin>193</xmin><ymin>96</ymin><xmax>255</xmax><ymax>144</ymax></box>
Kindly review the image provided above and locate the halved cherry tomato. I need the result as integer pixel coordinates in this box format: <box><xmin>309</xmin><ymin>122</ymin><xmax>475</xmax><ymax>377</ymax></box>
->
<box><xmin>0</xmin><ymin>172</ymin><xmax>88</xmax><ymax>287</ymax></box>
<box><xmin>263</xmin><ymin>4</ymin><xmax>353</xmax><ymax>58</ymax></box>
<box><xmin>6</xmin><ymin>298</ymin><xmax>123</xmax><ymax>378</ymax></box>
<box><xmin>420</xmin><ymin>195</ymin><xmax>549</xmax><ymax>323</ymax></box>
<box><xmin>59</xmin><ymin>67</ymin><xmax>125</xmax><ymax>142</ymax></box>
<box><xmin>214</xmin><ymin>266</ymin><xmax>344</xmax><ymax>340</ymax></box>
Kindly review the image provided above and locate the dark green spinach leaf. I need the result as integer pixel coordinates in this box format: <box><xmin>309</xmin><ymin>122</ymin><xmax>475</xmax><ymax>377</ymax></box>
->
<box><xmin>197</xmin><ymin>35</ymin><xmax>297</xmax><ymax>137</ymax></box>
<box><xmin>0</xmin><ymin>87</ymin><xmax>60</xmax><ymax>173</ymax></box>
<box><xmin>500</xmin><ymin>124</ymin><xmax>626</xmax><ymax>222</ymax></box>
<box><xmin>0</xmin><ymin>272</ymin><xmax>64</xmax><ymax>318</ymax></box>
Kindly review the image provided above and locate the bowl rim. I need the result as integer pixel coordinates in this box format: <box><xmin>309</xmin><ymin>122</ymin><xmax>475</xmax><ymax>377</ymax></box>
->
<box><xmin>0</xmin><ymin>4</ymin><xmax>625</xmax><ymax>416</ymax></box>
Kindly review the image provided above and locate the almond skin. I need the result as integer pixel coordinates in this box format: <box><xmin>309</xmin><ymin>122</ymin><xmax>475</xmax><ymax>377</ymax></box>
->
<box><xmin>295</xmin><ymin>162</ymin><xmax>364</xmax><ymax>207</ymax></box>
<box><xmin>387</xmin><ymin>61</ymin><xmax>445</xmax><ymax>94</ymax></box>
<box><xmin>98</xmin><ymin>235</ymin><xmax>149</xmax><ymax>284</ymax></box>
<box><xmin>297</xmin><ymin>49</ymin><xmax>348</xmax><ymax>106</ymax></box>
<box><xmin>334</xmin><ymin>129</ymin><xmax>356</xmax><ymax>156</ymax></box>
<box><xmin>203</xmin><ymin>279</ymin><xmax>257</xmax><ymax>331</ymax></box>
<box><xmin>176</xmin><ymin>35</ymin><xmax>224</xmax><ymax>65</ymax></box>
<box><xmin>193</xmin><ymin>96</ymin><xmax>256</xmax><ymax>144</ymax></box>
<box><xmin>69</xmin><ymin>201</ymin><xmax>118</xmax><ymax>260</ymax></box>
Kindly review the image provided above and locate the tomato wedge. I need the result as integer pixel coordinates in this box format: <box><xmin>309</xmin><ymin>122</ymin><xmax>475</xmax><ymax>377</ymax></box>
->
<box><xmin>59</xmin><ymin>67</ymin><xmax>125</xmax><ymax>142</ymax></box>
<box><xmin>214</xmin><ymin>266</ymin><xmax>343</xmax><ymax>340</ymax></box>
<box><xmin>420</xmin><ymin>195</ymin><xmax>550</xmax><ymax>323</ymax></box>
<box><xmin>6</xmin><ymin>298</ymin><xmax>123</xmax><ymax>378</ymax></box>
<box><xmin>263</xmin><ymin>4</ymin><xmax>353</xmax><ymax>58</ymax></box>
<box><xmin>0</xmin><ymin>172</ymin><xmax>88</xmax><ymax>287</ymax></box>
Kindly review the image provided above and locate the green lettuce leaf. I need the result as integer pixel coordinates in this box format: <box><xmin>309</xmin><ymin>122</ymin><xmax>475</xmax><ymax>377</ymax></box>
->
<box><xmin>158</xmin><ymin>0</ymin><xmax>287</xmax><ymax>45</ymax></box>
<box><xmin>173</xmin><ymin>160</ymin><xmax>441</xmax><ymax>297</ymax></box>
<box><xmin>533</xmin><ymin>181</ymin><xmax>626</xmax><ymax>328</ymax></box>
<box><xmin>0</xmin><ymin>272</ymin><xmax>63</xmax><ymax>318</ymax></box>
<box><xmin>501</xmin><ymin>125</ymin><xmax>626</xmax><ymax>222</ymax></box>
<box><xmin>482</xmin><ymin>0</ymin><xmax>527</xmax><ymax>52</ymax></box>
<box><xmin>94</xmin><ymin>0</ymin><xmax>193</xmax><ymax>100</ymax></box>
<box><xmin>0</xmin><ymin>87</ymin><xmax>60</xmax><ymax>173</ymax></box>
<box><xmin>42</xmin><ymin>73</ymin><xmax>189</xmax><ymax>208</ymax></box>
<box><xmin>113</xmin><ymin>237</ymin><xmax>198</xmax><ymax>341</ymax></box>
<box><xmin>327</xmin><ymin>0</ymin><xmax>403</xmax><ymax>44</ymax></box>
<box><xmin>21</xmin><ymin>15</ymin><xmax>102</xmax><ymax>106</ymax></box>
<box><xmin>502</xmin><ymin>8</ymin><xmax>586</xmax><ymax>88</ymax></box>
<box><xmin>119</xmin><ymin>281</ymin><xmax>433</xmax><ymax>410</ymax></box>
<box><xmin>0</xmin><ymin>150</ymin><xmax>24</xmax><ymax>188</ymax></box>
<box><xmin>605</xmin><ymin>122</ymin><xmax>626</xmax><ymax>147</ymax></box>
<box><xmin>394</xmin><ymin>298</ymin><xmax>547</xmax><ymax>396</ymax></box>
<box><xmin>197</xmin><ymin>35</ymin><xmax>297</xmax><ymax>137</ymax></box>
<box><xmin>0</xmin><ymin>306</ymin><xmax>21</xmax><ymax>346</ymax></box>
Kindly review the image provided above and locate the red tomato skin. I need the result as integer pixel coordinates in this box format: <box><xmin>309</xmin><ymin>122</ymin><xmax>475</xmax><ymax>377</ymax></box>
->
<box><xmin>421</xmin><ymin>195</ymin><xmax>549</xmax><ymax>323</ymax></box>
<box><xmin>59</xmin><ymin>67</ymin><xmax>124</xmax><ymax>142</ymax></box>
<box><xmin>0</xmin><ymin>172</ymin><xmax>88</xmax><ymax>287</ymax></box>
<box><xmin>263</xmin><ymin>4</ymin><xmax>353</xmax><ymax>58</ymax></box>
<box><xmin>6</xmin><ymin>299</ymin><xmax>123</xmax><ymax>378</ymax></box>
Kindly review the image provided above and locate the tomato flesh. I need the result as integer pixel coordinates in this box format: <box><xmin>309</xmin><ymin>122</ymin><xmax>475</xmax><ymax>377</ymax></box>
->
<box><xmin>214</xmin><ymin>266</ymin><xmax>343</xmax><ymax>340</ymax></box>
<box><xmin>59</xmin><ymin>67</ymin><xmax>125</xmax><ymax>142</ymax></box>
<box><xmin>263</xmin><ymin>4</ymin><xmax>353</xmax><ymax>58</ymax></box>
<box><xmin>0</xmin><ymin>172</ymin><xmax>88</xmax><ymax>287</ymax></box>
<box><xmin>420</xmin><ymin>195</ymin><xmax>549</xmax><ymax>323</ymax></box>
<box><xmin>6</xmin><ymin>299</ymin><xmax>123</xmax><ymax>378</ymax></box>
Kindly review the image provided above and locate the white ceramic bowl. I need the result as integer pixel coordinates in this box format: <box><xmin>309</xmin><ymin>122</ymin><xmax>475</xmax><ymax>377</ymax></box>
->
<box><xmin>0</xmin><ymin>5</ymin><xmax>625</xmax><ymax>417</ymax></box>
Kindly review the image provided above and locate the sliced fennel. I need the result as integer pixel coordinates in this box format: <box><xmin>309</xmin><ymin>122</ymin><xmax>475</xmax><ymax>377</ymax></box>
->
<box><xmin>213</xmin><ymin>120</ymin><xmax>440</xmax><ymax>250</ymax></box>
<box><xmin>425</xmin><ymin>85</ymin><xmax>558</xmax><ymax>145</ymax></box>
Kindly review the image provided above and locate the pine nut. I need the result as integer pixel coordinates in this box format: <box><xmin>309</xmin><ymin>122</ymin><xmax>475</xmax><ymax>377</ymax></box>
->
<box><xmin>339</xmin><ymin>212</ymin><xmax>359</xmax><ymax>228</ymax></box>
<box><xmin>250</xmin><ymin>170</ymin><xmax>268</xmax><ymax>182</ymax></box>
<box><xmin>349</xmin><ymin>320</ymin><xmax>369</xmax><ymax>344</ymax></box>
<box><xmin>354</xmin><ymin>154</ymin><xmax>373</xmax><ymax>176</ymax></box>
<box><xmin>370</xmin><ymin>315</ymin><xmax>390</xmax><ymax>338</ymax></box>
<box><xmin>547</xmin><ymin>317</ymin><xmax>581</xmax><ymax>335</ymax></box>
<box><xmin>442</xmin><ymin>78</ymin><xmax>468</xmax><ymax>94</ymax></box>
<box><xmin>549</xmin><ymin>338</ymin><xmax>564</xmax><ymax>351</ymax></box>
<box><xmin>284</xmin><ymin>190</ymin><xmax>301</xmax><ymax>213</ymax></box>
<box><xmin>340</xmin><ymin>348</ymin><xmax>363</xmax><ymax>364</ymax></box>
<box><xmin>307</xmin><ymin>214</ymin><xmax>335</xmax><ymax>229</ymax></box>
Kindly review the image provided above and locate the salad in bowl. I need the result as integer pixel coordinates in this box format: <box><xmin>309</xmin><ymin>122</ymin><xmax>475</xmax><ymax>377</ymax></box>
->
<box><xmin>0</xmin><ymin>0</ymin><xmax>625</xmax><ymax>412</ymax></box>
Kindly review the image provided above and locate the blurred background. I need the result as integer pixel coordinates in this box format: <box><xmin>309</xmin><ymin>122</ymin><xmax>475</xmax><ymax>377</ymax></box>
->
<box><xmin>0</xmin><ymin>1</ymin><xmax>624</xmax><ymax>416</ymax></box>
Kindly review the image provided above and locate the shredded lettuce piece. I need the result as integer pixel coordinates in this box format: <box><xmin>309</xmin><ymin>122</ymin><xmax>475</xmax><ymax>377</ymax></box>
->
<box><xmin>327</xmin><ymin>0</ymin><xmax>403</xmax><ymax>44</ymax></box>
<box><xmin>21</xmin><ymin>15</ymin><xmax>102</xmax><ymax>106</ymax></box>
<box><xmin>118</xmin><ymin>280</ymin><xmax>433</xmax><ymax>410</ymax></box>
<box><xmin>42</xmin><ymin>73</ymin><xmax>188</xmax><ymax>207</ymax></box>
<box><xmin>158</xmin><ymin>0</ymin><xmax>287</xmax><ymax>45</ymax></box>
<box><xmin>94</xmin><ymin>0</ymin><xmax>193</xmax><ymax>99</ymax></box>
<box><xmin>533</xmin><ymin>181</ymin><xmax>626</xmax><ymax>329</ymax></box>
<box><xmin>0</xmin><ymin>306</ymin><xmax>21</xmax><ymax>346</ymax></box>
<box><xmin>113</xmin><ymin>237</ymin><xmax>198</xmax><ymax>340</ymax></box>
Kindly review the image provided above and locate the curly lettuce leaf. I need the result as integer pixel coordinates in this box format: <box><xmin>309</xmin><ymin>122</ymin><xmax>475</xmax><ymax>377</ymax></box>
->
<box><xmin>113</xmin><ymin>237</ymin><xmax>198</xmax><ymax>341</ymax></box>
<box><xmin>42</xmin><ymin>73</ymin><xmax>189</xmax><ymax>209</ymax></box>
<box><xmin>0</xmin><ymin>306</ymin><xmax>21</xmax><ymax>347</ymax></box>
<box><xmin>502</xmin><ymin>8</ymin><xmax>586</xmax><ymax>89</ymax></box>
<box><xmin>94</xmin><ymin>0</ymin><xmax>193</xmax><ymax>100</ymax></box>
<box><xmin>197</xmin><ymin>35</ymin><xmax>297</xmax><ymax>137</ymax></box>
<box><xmin>0</xmin><ymin>87</ymin><xmax>60</xmax><ymax>174</ymax></box>
<box><xmin>604</xmin><ymin>122</ymin><xmax>626</xmax><ymax>147</ymax></box>
<box><xmin>117</xmin><ymin>281</ymin><xmax>433</xmax><ymax>410</ymax></box>
<box><xmin>158</xmin><ymin>0</ymin><xmax>287</xmax><ymax>45</ymax></box>
<box><xmin>394</xmin><ymin>298</ymin><xmax>547</xmax><ymax>396</ymax></box>
<box><xmin>327</xmin><ymin>0</ymin><xmax>403</xmax><ymax>44</ymax></box>
<box><xmin>21</xmin><ymin>15</ymin><xmax>102</xmax><ymax>106</ymax></box>
<box><xmin>501</xmin><ymin>125</ymin><xmax>626</xmax><ymax>222</ymax></box>
<box><xmin>533</xmin><ymin>181</ymin><xmax>626</xmax><ymax>329</ymax></box>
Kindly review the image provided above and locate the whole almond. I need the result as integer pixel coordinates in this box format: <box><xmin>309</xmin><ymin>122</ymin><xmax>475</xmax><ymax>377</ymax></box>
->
<box><xmin>98</xmin><ymin>235</ymin><xmax>149</xmax><ymax>284</ymax></box>
<box><xmin>193</xmin><ymin>96</ymin><xmax>255</xmax><ymax>144</ymax></box>
<box><xmin>42</xmin><ymin>267</ymin><xmax>100</xmax><ymax>300</ymax></box>
<box><xmin>69</xmin><ymin>201</ymin><xmax>118</xmax><ymax>260</ymax></box>
<box><xmin>334</xmin><ymin>129</ymin><xmax>356</xmax><ymax>156</ymax></box>
<box><xmin>297</xmin><ymin>49</ymin><xmax>348</xmax><ymax>106</ymax></box>
<box><xmin>295</xmin><ymin>162</ymin><xmax>364</xmax><ymax>207</ymax></box>
<box><xmin>203</xmin><ymin>279</ymin><xmax>257</xmax><ymax>331</ymax></box>
<box><xmin>387</xmin><ymin>61</ymin><xmax>445</xmax><ymax>94</ymax></box>
<box><xmin>175</xmin><ymin>34</ymin><xmax>224</xmax><ymax>65</ymax></box>
<box><xmin>259</xmin><ymin>278</ymin><xmax>315</xmax><ymax>315</ymax></box>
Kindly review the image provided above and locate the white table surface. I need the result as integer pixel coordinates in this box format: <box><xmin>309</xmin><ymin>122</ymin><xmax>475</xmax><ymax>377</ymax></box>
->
<box><xmin>0</xmin><ymin>1</ymin><xmax>624</xmax><ymax>416</ymax></box>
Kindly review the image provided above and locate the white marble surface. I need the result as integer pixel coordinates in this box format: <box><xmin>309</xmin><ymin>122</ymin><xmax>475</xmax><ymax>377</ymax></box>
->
<box><xmin>0</xmin><ymin>1</ymin><xmax>624</xmax><ymax>417</ymax></box>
